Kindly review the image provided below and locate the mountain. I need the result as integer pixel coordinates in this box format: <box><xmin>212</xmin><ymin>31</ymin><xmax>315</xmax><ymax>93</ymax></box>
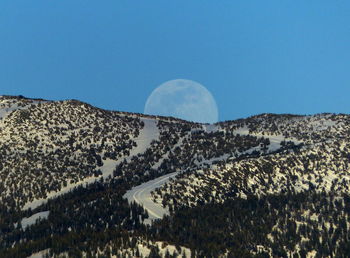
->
<box><xmin>1</xmin><ymin>95</ymin><xmax>350</xmax><ymax>257</ymax></box>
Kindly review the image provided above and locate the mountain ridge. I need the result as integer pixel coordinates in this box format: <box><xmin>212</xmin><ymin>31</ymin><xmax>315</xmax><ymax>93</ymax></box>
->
<box><xmin>2</xmin><ymin>94</ymin><xmax>340</xmax><ymax>124</ymax></box>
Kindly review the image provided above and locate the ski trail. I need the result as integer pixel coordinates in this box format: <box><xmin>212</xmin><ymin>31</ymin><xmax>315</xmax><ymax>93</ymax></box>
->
<box><xmin>22</xmin><ymin>118</ymin><xmax>159</xmax><ymax>210</ymax></box>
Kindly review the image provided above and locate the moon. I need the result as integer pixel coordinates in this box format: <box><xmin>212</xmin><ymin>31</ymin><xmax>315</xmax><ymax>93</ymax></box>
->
<box><xmin>144</xmin><ymin>79</ymin><xmax>219</xmax><ymax>124</ymax></box>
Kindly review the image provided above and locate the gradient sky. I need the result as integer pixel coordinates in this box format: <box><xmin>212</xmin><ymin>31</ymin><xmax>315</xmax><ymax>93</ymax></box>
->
<box><xmin>1</xmin><ymin>0</ymin><xmax>350</xmax><ymax>121</ymax></box>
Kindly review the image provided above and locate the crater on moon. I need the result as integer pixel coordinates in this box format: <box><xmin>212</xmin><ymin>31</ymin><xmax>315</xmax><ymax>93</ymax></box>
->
<box><xmin>144</xmin><ymin>79</ymin><xmax>219</xmax><ymax>124</ymax></box>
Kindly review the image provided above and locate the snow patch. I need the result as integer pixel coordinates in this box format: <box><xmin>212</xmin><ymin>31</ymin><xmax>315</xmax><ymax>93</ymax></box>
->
<box><xmin>27</xmin><ymin>249</ymin><xmax>50</xmax><ymax>258</ymax></box>
<box><xmin>21</xmin><ymin>211</ymin><xmax>50</xmax><ymax>229</ymax></box>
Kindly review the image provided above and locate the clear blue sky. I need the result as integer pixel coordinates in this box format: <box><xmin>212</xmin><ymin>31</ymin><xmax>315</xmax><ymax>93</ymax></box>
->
<box><xmin>1</xmin><ymin>0</ymin><xmax>350</xmax><ymax>121</ymax></box>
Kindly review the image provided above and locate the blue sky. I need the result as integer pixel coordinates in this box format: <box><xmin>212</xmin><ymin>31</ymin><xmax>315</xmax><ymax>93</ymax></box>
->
<box><xmin>1</xmin><ymin>0</ymin><xmax>350</xmax><ymax>121</ymax></box>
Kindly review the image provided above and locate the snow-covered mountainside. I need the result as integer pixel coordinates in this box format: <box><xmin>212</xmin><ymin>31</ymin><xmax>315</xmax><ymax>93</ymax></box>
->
<box><xmin>1</xmin><ymin>95</ymin><xmax>350</xmax><ymax>257</ymax></box>
<box><xmin>153</xmin><ymin>113</ymin><xmax>350</xmax><ymax>211</ymax></box>
<box><xmin>0</xmin><ymin>96</ymin><xmax>144</xmax><ymax>209</ymax></box>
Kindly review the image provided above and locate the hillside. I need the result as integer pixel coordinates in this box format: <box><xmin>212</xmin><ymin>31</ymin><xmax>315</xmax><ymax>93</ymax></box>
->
<box><xmin>1</xmin><ymin>96</ymin><xmax>350</xmax><ymax>257</ymax></box>
<box><xmin>153</xmin><ymin>113</ymin><xmax>350</xmax><ymax>210</ymax></box>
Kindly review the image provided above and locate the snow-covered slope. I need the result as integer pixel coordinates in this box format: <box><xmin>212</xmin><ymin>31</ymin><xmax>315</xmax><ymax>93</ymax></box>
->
<box><xmin>1</xmin><ymin>97</ymin><xmax>348</xmax><ymax>217</ymax></box>
<box><xmin>2</xmin><ymin>96</ymin><xmax>350</xmax><ymax>257</ymax></box>
<box><xmin>152</xmin><ymin>113</ymin><xmax>350</xmax><ymax>211</ymax></box>
<box><xmin>0</xmin><ymin>96</ymin><xmax>145</xmax><ymax>209</ymax></box>
<box><xmin>22</xmin><ymin>118</ymin><xmax>160</xmax><ymax>211</ymax></box>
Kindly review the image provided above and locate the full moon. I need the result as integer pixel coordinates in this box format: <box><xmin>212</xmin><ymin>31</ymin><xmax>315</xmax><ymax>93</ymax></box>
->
<box><xmin>144</xmin><ymin>79</ymin><xmax>219</xmax><ymax>124</ymax></box>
